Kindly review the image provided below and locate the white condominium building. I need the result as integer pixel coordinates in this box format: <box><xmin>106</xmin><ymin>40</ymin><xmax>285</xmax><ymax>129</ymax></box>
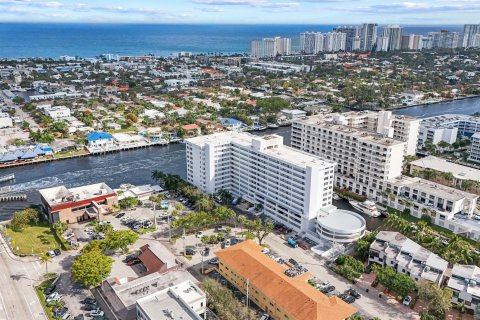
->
<box><xmin>420</xmin><ymin>114</ymin><xmax>480</xmax><ymax>139</ymax></box>
<box><xmin>468</xmin><ymin>132</ymin><xmax>480</xmax><ymax>163</ymax></box>
<box><xmin>291</xmin><ymin>113</ymin><xmax>406</xmax><ymax>199</ymax></box>
<box><xmin>186</xmin><ymin>132</ymin><xmax>336</xmax><ymax>233</ymax></box>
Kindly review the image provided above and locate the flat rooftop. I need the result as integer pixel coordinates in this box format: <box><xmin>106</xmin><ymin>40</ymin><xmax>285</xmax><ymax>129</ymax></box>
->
<box><xmin>388</xmin><ymin>176</ymin><xmax>478</xmax><ymax>202</ymax></box>
<box><xmin>317</xmin><ymin>207</ymin><xmax>366</xmax><ymax>232</ymax></box>
<box><xmin>187</xmin><ymin>132</ymin><xmax>336</xmax><ymax>169</ymax></box>
<box><xmin>39</xmin><ymin>183</ymin><xmax>114</xmax><ymax>207</ymax></box>
<box><xmin>105</xmin><ymin>270</ymin><xmax>199</xmax><ymax>309</ymax></box>
<box><xmin>293</xmin><ymin>116</ymin><xmax>405</xmax><ymax>147</ymax></box>
<box><xmin>410</xmin><ymin>156</ymin><xmax>480</xmax><ymax>182</ymax></box>
<box><xmin>136</xmin><ymin>280</ymin><xmax>204</xmax><ymax>320</ymax></box>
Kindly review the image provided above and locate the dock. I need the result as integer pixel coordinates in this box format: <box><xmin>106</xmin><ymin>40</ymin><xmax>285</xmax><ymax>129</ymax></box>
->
<box><xmin>0</xmin><ymin>173</ymin><xmax>15</xmax><ymax>183</ymax></box>
<box><xmin>0</xmin><ymin>194</ymin><xmax>27</xmax><ymax>202</ymax></box>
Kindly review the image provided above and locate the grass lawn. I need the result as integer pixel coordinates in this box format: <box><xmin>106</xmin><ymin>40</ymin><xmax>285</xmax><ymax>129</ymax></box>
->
<box><xmin>6</xmin><ymin>222</ymin><xmax>62</xmax><ymax>255</ymax></box>
<box><xmin>53</xmin><ymin>149</ymin><xmax>89</xmax><ymax>159</ymax></box>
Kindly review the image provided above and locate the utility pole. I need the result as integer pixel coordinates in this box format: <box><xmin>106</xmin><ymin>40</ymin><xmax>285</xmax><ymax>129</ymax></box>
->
<box><xmin>246</xmin><ymin>278</ymin><xmax>250</xmax><ymax>320</ymax></box>
<box><xmin>183</xmin><ymin>227</ymin><xmax>186</xmax><ymax>256</ymax></box>
<box><xmin>167</xmin><ymin>204</ymin><xmax>172</xmax><ymax>241</ymax></box>
<box><xmin>153</xmin><ymin>202</ymin><xmax>157</xmax><ymax>230</ymax></box>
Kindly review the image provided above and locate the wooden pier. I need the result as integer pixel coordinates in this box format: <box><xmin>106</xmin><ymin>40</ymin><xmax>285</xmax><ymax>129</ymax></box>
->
<box><xmin>0</xmin><ymin>194</ymin><xmax>27</xmax><ymax>202</ymax></box>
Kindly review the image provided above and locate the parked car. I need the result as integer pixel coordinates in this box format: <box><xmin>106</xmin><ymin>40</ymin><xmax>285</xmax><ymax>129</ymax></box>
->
<box><xmin>230</xmin><ymin>238</ymin><xmax>239</xmax><ymax>245</ymax></box>
<box><xmin>185</xmin><ymin>248</ymin><xmax>196</xmax><ymax>256</ymax></box>
<box><xmin>116</xmin><ymin>212</ymin><xmax>125</xmax><ymax>218</ymax></box>
<box><xmin>89</xmin><ymin>310</ymin><xmax>104</xmax><ymax>317</ymax></box>
<box><xmin>54</xmin><ymin>248</ymin><xmax>61</xmax><ymax>256</ymax></box>
<box><xmin>44</xmin><ymin>284</ymin><xmax>56</xmax><ymax>295</ymax></box>
<box><xmin>403</xmin><ymin>296</ymin><xmax>412</xmax><ymax>306</ymax></box>
<box><xmin>208</xmin><ymin>257</ymin><xmax>219</xmax><ymax>265</ymax></box>
<box><xmin>224</xmin><ymin>239</ymin><xmax>231</xmax><ymax>248</ymax></box>
<box><xmin>195</xmin><ymin>231</ymin><xmax>203</xmax><ymax>238</ymax></box>
<box><xmin>47</xmin><ymin>250</ymin><xmax>56</xmax><ymax>258</ymax></box>
<box><xmin>52</xmin><ymin>307</ymin><xmax>68</xmax><ymax>318</ymax></box>
<box><xmin>83</xmin><ymin>304</ymin><xmax>98</xmax><ymax>311</ymax></box>
<box><xmin>127</xmin><ymin>258</ymin><xmax>141</xmax><ymax>266</ymax></box>
<box><xmin>260</xmin><ymin>313</ymin><xmax>270</xmax><ymax>320</ymax></box>
<box><xmin>46</xmin><ymin>292</ymin><xmax>62</xmax><ymax>303</ymax></box>
<box><xmin>62</xmin><ymin>313</ymin><xmax>71</xmax><ymax>320</ymax></box>
<box><xmin>73</xmin><ymin>315</ymin><xmax>84</xmax><ymax>320</ymax></box>
<box><xmin>348</xmin><ymin>289</ymin><xmax>361</xmax><ymax>299</ymax></box>
<box><xmin>82</xmin><ymin>298</ymin><xmax>97</xmax><ymax>305</ymax></box>
<box><xmin>343</xmin><ymin>296</ymin><xmax>355</xmax><ymax>304</ymax></box>
<box><xmin>63</xmin><ymin>233</ymin><xmax>75</xmax><ymax>241</ymax></box>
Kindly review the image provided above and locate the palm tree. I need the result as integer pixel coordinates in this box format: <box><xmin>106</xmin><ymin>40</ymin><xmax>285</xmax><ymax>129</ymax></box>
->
<box><xmin>39</xmin><ymin>253</ymin><xmax>52</xmax><ymax>274</ymax></box>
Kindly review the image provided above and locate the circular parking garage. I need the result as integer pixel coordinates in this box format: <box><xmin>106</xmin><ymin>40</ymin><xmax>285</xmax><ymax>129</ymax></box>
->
<box><xmin>316</xmin><ymin>208</ymin><xmax>366</xmax><ymax>243</ymax></box>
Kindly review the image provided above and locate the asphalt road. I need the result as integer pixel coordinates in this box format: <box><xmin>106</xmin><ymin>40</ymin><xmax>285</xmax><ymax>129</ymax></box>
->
<box><xmin>0</xmin><ymin>235</ymin><xmax>47</xmax><ymax>320</ymax></box>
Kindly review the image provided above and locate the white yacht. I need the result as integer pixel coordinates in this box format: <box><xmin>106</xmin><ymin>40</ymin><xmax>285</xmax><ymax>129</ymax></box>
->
<box><xmin>349</xmin><ymin>200</ymin><xmax>381</xmax><ymax>217</ymax></box>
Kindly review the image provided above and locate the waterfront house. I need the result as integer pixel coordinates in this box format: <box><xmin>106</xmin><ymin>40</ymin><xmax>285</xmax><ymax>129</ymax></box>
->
<box><xmin>86</xmin><ymin>131</ymin><xmax>115</xmax><ymax>152</ymax></box>
<box><xmin>39</xmin><ymin>183</ymin><xmax>118</xmax><ymax>224</ymax></box>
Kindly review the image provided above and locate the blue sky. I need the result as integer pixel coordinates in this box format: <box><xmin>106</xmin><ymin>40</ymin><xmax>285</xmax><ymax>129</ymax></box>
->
<box><xmin>0</xmin><ymin>0</ymin><xmax>479</xmax><ymax>24</ymax></box>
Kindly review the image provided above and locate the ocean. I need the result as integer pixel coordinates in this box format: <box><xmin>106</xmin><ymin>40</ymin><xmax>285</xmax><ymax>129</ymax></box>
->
<box><xmin>0</xmin><ymin>23</ymin><xmax>464</xmax><ymax>59</ymax></box>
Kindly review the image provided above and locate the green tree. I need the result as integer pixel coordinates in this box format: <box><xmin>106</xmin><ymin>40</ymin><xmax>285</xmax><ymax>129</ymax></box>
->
<box><xmin>71</xmin><ymin>249</ymin><xmax>113</xmax><ymax>287</ymax></box>
<box><xmin>53</xmin><ymin>221</ymin><xmax>68</xmax><ymax>235</ymax></box>
<box><xmin>375</xmin><ymin>266</ymin><xmax>416</xmax><ymax>297</ymax></box>
<box><xmin>238</xmin><ymin>216</ymin><xmax>274</xmax><ymax>245</ymax></box>
<box><xmin>195</xmin><ymin>197</ymin><xmax>215</xmax><ymax>212</ymax></box>
<box><xmin>417</xmin><ymin>280</ymin><xmax>452</xmax><ymax>317</ymax></box>
<box><xmin>102</xmin><ymin>230</ymin><xmax>139</xmax><ymax>253</ymax></box>
<box><xmin>119</xmin><ymin>197</ymin><xmax>138</xmax><ymax>209</ymax></box>
<box><xmin>355</xmin><ymin>232</ymin><xmax>378</xmax><ymax>261</ymax></box>
<box><xmin>12</xmin><ymin>96</ymin><xmax>25</xmax><ymax>104</ymax></box>
<box><xmin>39</xmin><ymin>253</ymin><xmax>52</xmax><ymax>274</ymax></box>
<box><xmin>9</xmin><ymin>208</ymin><xmax>41</xmax><ymax>232</ymax></box>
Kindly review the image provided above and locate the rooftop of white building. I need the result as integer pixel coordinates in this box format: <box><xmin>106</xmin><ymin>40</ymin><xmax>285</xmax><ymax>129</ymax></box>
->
<box><xmin>410</xmin><ymin>156</ymin><xmax>480</xmax><ymax>182</ymax></box>
<box><xmin>371</xmin><ymin>231</ymin><xmax>448</xmax><ymax>281</ymax></box>
<box><xmin>136</xmin><ymin>280</ymin><xmax>204</xmax><ymax>320</ymax></box>
<box><xmin>187</xmin><ymin>132</ymin><xmax>336</xmax><ymax>169</ymax></box>
<box><xmin>447</xmin><ymin>264</ymin><xmax>480</xmax><ymax>298</ymax></box>
<box><xmin>421</xmin><ymin>114</ymin><xmax>480</xmax><ymax>127</ymax></box>
<box><xmin>388</xmin><ymin>176</ymin><xmax>478</xmax><ymax>202</ymax></box>
<box><xmin>105</xmin><ymin>270</ymin><xmax>199</xmax><ymax>309</ymax></box>
<box><xmin>317</xmin><ymin>206</ymin><xmax>365</xmax><ymax>232</ymax></box>
<box><xmin>39</xmin><ymin>183</ymin><xmax>114</xmax><ymax>207</ymax></box>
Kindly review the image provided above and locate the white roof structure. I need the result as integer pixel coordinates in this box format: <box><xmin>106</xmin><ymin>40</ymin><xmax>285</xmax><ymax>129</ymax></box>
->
<box><xmin>187</xmin><ymin>132</ymin><xmax>336</xmax><ymax>170</ymax></box>
<box><xmin>136</xmin><ymin>280</ymin><xmax>204</xmax><ymax>320</ymax></box>
<box><xmin>410</xmin><ymin>156</ymin><xmax>480</xmax><ymax>182</ymax></box>
<box><xmin>39</xmin><ymin>183</ymin><xmax>114</xmax><ymax>207</ymax></box>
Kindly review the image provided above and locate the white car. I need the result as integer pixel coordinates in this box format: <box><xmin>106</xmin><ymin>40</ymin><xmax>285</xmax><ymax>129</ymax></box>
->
<box><xmin>63</xmin><ymin>233</ymin><xmax>74</xmax><ymax>241</ymax></box>
<box><xmin>89</xmin><ymin>309</ymin><xmax>104</xmax><ymax>317</ymax></box>
<box><xmin>46</xmin><ymin>292</ymin><xmax>62</xmax><ymax>303</ymax></box>
<box><xmin>47</xmin><ymin>250</ymin><xmax>56</xmax><ymax>258</ymax></box>
<box><xmin>402</xmin><ymin>295</ymin><xmax>412</xmax><ymax>306</ymax></box>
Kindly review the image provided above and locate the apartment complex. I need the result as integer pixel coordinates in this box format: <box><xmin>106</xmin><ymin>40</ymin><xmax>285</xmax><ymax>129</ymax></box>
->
<box><xmin>420</xmin><ymin>114</ymin><xmax>480</xmax><ymax>139</ymax></box>
<box><xmin>447</xmin><ymin>264</ymin><xmax>480</xmax><ymax>310</ymax></box>
<box><xmin>291</xmin><ymin>111</ymin><xmax>420</xmax><ymax>196</ymax></box>
<box><xmin>468</xmin><ymin>132</ymin><xmax>480</xmax><ymax>163</ymax></box>
<box><xmin>300</xmin><ymin>32</ymin><xmax>346</xmax><ymax>53</ymax></box>
<box><xmin>369</xmin><ymin>231</ymin><xmax>448</xmax><ymax>285</ymax></box>
<box><xmin>382</xmin><ymin>25</ymin><xmax>403</xmax><ymax>51</ymax></box>
<box><xmin>250</xmin><ymin>37</ymin><xmax>292</xmax><ymax>58</ymax></box>
<box><xmin>39</xmin><ymin>183</ymin><xmax>117</xmax><ymax>223</ymax></box>
<box><xmin>215</xmin><ymin>240</ymin><xmax>357</xmax><ymax>320</ymax></box>
<box><xmin>185</xmin><ymin>132</ymin><xmax>336</xmax><ymax>233</ymax></box>
<box><xmin>379</xmin><ymin>176</ymin><xmax>480</xmax><ymax>240</ymax></box>
<box><xmin>359</xmin><ymin>23</ymin><xmax>378</xmax><ymax>51</ymax></box>
<box><xmin>462</xmin><ymin>24</ymin><xmax>480</xmax><ymax>48</ymax></box>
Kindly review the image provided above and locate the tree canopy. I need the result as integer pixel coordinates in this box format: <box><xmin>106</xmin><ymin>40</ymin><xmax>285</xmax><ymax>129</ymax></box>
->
<box><xmin>71</xmin><ymin>248</ymin><xmax>113</xmax><ymax>287</ymax></box>
<box><xmin>102</xmin><ymin>230</ymin><xmax>139</xmax><ymax>253</ymax></box>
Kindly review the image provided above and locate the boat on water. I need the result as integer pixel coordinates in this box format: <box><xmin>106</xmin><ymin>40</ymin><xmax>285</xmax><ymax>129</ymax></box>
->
<box><xmin>267</xmin><ymin>123</ymin><xmax>279</xmax><ymax>129</ymax></box>
<box><xmin>333</xmin><ymin>193</ymin><xmax>342</xmax><ymax>201</ymax></box>
<box><xmin>0</xmin><ymin>173</ymin><xmax>14</xmax><ymax>183</ymax></box>
<box><xmin>349</xmin><ymin>200</ymin><xmax>381</xmax><ymax>217</ymax></box>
